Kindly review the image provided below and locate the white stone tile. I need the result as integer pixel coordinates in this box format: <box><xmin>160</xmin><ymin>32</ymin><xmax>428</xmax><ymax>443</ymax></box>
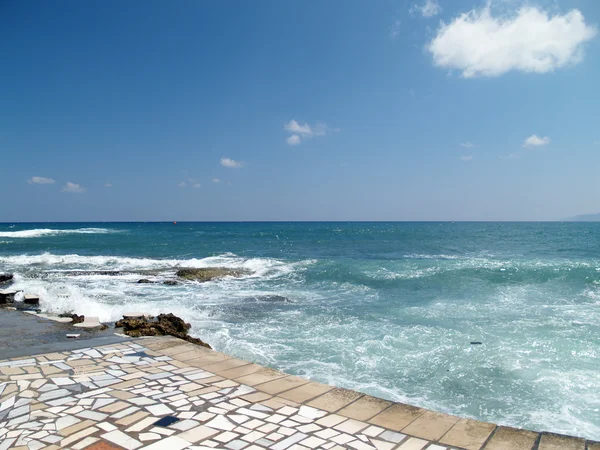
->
<box><xmin>214</xmin><ymin>431</ymin><xmax>240</xmax><ymax>443</ymax></box>
<box><xmin>51</xmin><ymin>377</ymin><xmax>75</xmax><ymax>386</ymax></box>
<box><xmin>55</xmin><ymin>415</ymin><xmax>80</xmax><ymax>430</ymax></box>
<box><xmin>97</xmin><ymin>422</ymin><xmax>118</xmax><ymax>432</ymax></box>
<box><xmin>76</xmin><ymin>409</ymin><xmax>108</xmax><ymax>421</ymax></box>
<box><xmin>379</xmin><ymin>430</ymin><xmax>406</xmax><ymax>444</ymax></box>
<box><xmin>101</xmin><ymin>430</ymin><xmax>143</xmax><ymax>450</ymax></box>
<box><xmin>73</xmin><ymin>437</ymin><xmax>100</xmax><ymax>449</ymax></box>
<box><xmin>140</xmin><ymin>432</ymin><xmax>162</xmax><ymax>441</ymax></box>
<box><xmin>298</xmin><ymin>406</ymin><xmax>327</xmax><ymax>420</ymax></box>
<box><xmin>266</xmin><ymin>414</ymin><xmax>287</xmax><ymax>424</ymax></box>
<box><xmin>150</xmin><ymin>426</ymin><xmax>176</xmax><ymax>436</ymax></box>
<box><xmin>296</xmin><ymin>424</ymin><xmax>322</xmax><ymax>433</ymax></box>
<box><xmin>300</xmin><ymin>436</ymin><xmax>327</xmax><ymax>448</ymax></box>
<box><xmin>371</xmin><ymin>439</ymin><xmax>396</xmax><ymax>450</ymax></box>
<box><xmin>205</xmin><ymin>415</ymin><xmax>236</xmax><ymax>431</ymax></box>
<box><xmin>396</xmin><ymin>437</ymin><xmax>428</xmax><ymax>450</ymax></box>
<box><xmin>315</xmin><ymin>428</ymin><xmax>340</xmax><ymax>439</ymax></box>
<box><xmin>177</xmin><ymin>425</ymin><xmax>220</xmax><ymax>443</ymax></box>
<box><xmin>271</xmin><ymin>432</ymin><xmax>309</xmax><ymax>450</ymax></box>
<box><xmin>111</xmin><ymin>406</ymin><xmax>140</xmax><ymax>419</ymax></box>
<box><xmin>141</xmin><ymin>435</ymin><xmax>192</xmax><ymax>450</ymax></box>
<box><xmin>362</xmin><ymin>426</ymin><xmax>385</xmax><ymax>438</ymax></box>
<box><xmin>130</xmin><ymin>397</ymin><xmax>157</xmax><ymax>406</ymax></box>
<box><xmin>241</xmin><ymin>430</ymin><xmax>266</xmax><ymax>443</ymax></box>
<box><xmin>278</xmin><ymin>427</ymin><xmax>296</xmax><ymax>437</ymax></box>
<box><xmin>169</xmin><ymin>419</ymin><xmax>200</xmax><ymax>431</ymax></box>
<box><xmin>257</xmin><ymin>423</ymin><xmax>278</xmax><ymax>434</ymax></box>
<box><xmin>226</xmin><ymin>439</ymin><xmax>249</xmax><ymax>450</ymax></box>
<box><xmin>331</xmin><ymin>433</ymin><xmax>356</xmax><ymax>445</ymax></box>
<box><xmin>145</xmin><ymin>403</ymin><xmax>174</xmax><ymax>416</ymax></box>
<box><xmin>348</xmin><ymin>440</ymin><xmax>376</xmax><ymax>450</ymax></box>
<box><xmin>125</xmin><ymin>416</ymin><xmax>158</xmax><ymax>433</ymax></box>
<box><xmin>334</xmin><ymin>419</ymin><xmax>368</xmax><ymax>434</ymax></box>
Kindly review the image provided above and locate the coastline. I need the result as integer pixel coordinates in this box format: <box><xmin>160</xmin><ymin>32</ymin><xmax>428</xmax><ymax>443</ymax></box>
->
<box><xmin>0</xmin><ymin>308</ymin><xmax>597</xmax><ymax>450</ymax></box>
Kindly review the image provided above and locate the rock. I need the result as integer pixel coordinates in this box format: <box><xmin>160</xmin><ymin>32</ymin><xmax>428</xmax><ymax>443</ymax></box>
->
<box><xmin>59</xmin><ymin>313</ymin><xmax>85</xmax><ymax>324</ymax></box>
<box><xmin>163</xmin><ymin>280</ymin><xmax>179</xmax><ymax>286</ymax></box>
<box><xmin>0</xmin><ymin>274</ymin><xmax>13</xmax><ymax>284</ymax></box>
<box><xmin>176</xmin><ymin>267</ymin><xmax>252</xmax><ymax>282</ymax></box>
<box><xmin>23</xmin><ymin>295</ymin><xmax>39</xmax><ymax>305</ymax></box>
<box><xmin>115</xmin><ymin>313</ymin><xmax>211</xmax><ymax>349</ymax></box>
<box><xmin>137</xmin><ymin>279</ymin><xmax>155</xmax><ymax>284</ymax></box>
<box><xmin>470</xmin><ymin>341</ymin><xmax>483</xmax><ymax>345</ymax></box>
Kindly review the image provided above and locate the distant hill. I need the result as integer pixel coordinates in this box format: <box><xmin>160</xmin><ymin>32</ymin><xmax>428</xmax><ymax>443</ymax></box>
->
<box><xmin>569</xmin><ymin>213</ymin><xmax>600</xmax><ymax>221</ymax></box>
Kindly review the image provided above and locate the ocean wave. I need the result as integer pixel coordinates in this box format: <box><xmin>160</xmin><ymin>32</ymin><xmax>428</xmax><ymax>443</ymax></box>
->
<box><xmin>0</xmin><ymin>252</ymin><xmax>314</xmax><ymax>279</ymax></box>
<box><xmin>0</xmin><ymin>228</ymin><xmax>119</xmax><ymax>238</ymax></box>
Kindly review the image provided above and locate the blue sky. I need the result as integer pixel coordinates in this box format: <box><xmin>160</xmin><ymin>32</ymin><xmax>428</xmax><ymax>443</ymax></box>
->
<box><xmin>1</xmin><ymin>0</ymin><xmax>599</xmax><ymax>221</ymax></box>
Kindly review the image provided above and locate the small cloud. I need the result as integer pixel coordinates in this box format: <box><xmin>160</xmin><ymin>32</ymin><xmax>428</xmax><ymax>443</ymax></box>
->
<box><xmin>460</xmin><ymin>155</ymin><xmax>473</xmax><ymax>161</ymax></box>
<box><xmin>504</xmin><ymin>153</ymin><xmax>522</xmax><ymax>159</ymax></box>
<box><xmin>593</xmin><ymin>141</ymin><xmax>600</xmax><ymax>145</ymax></box>
<box><xmin>284</xmin><ymin>120</ymin><xmax>313</xmax><ymax>136</ymax></box>
<box><xmin>410</xmin><ymin>0</ymin><xmax>442</xmax><ymax>18</ymax></box>
<box><xmin>212</xmin><ymin>178</ymin><xmax>221</xmax><ymax>183</ymax></box>
<box><xmin>460</xmin><ymin>142</ymin><xmax>475</xmax><ymax>148</ymax></box>
<box><xmin>192</xmin><ymin>183</ymin><xmax>201</xmax><ymax>188</ymax></box>
<box><xmin>284</xmin><ymin>119</ymin><xmax>337</xmax><ymax>145</ymax></box>
<box><xmin>221</xmin><ymin>157</ymin><xmax>244</xmax><ymax>168</ymax></box>
<box><xmin>286</xmin><ymin>135</ymin><xmax>301</xmax><ymax>146</ymax></box>
<box><xmin>27</xmin><ymin>176</ymin><xmax>55</xmax><ymax>185</ymax></box>
<box><xmin>390</xmin><ymin>20</ymin><xmax>401</xmax><ymax>39</ymax></box>
<box><xmin>104</xmin><ymin>182</ymin><xmax>112</xmax><ymax>188</ymax></box>
<box><xmin>427</xmin><ymin>6</ymin><xmax>597</xmax><ymax>78</ymax></box>
<box><xmin>178</xmin><ymin>182</ymin><xmax>186</xmax><ymax>188</ymax></box>
<box><xmin>523</xmin><ymin>134</ymin><xmax>551</xmax><ymax>148</ymax></box>
<box><xmin>61</xmin><ymin>182</ymin><xmax>86</xmax><ymax>193</ymax></box>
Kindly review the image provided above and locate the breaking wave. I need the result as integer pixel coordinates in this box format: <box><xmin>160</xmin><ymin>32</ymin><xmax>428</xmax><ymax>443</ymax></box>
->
<box><xmin>0</xmin><ymin>228</ymin><xmax>118</xmax><ymax>238</ymax></box>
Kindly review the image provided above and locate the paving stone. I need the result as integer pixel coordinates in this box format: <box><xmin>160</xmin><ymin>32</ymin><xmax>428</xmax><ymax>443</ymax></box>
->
<box><xmin>337</xmin><ymin>396</ymin><xmax>393</xmax><ymax>421</ymax></box>
<box><xmin>537</xmin><ymin>432</ymin><xmax>585</xmax><ymax>450</ymax></box>
<box><xmin>439</xmin><ymin>418</ymin><xmax>496</xmax><ymax>450</ymax></box>
<box><xmin>368</xmin><ymin>403</ymin><xmax>425</xmax><ymax>431</ymax></box>
<box><xmin>402</xmin><ymin>410</ymin><xmax>460</xmax><ymax>441</ymax></box>
<box><xmin>482</xmin><ymin>426</ymin><xmax>539</xmax><ymax>450</ymax></box>
<box><xmin>307</xmin><ymin>388</ymin><xmax>363</xmax><ymax>413</ymax></box>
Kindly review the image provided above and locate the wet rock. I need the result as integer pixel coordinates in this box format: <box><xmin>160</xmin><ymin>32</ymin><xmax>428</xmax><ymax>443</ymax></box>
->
<box><xmin>0</xmin><ymin>274</ymin><xmax>13</xmax><ymax>284</ymax></box>
<box><xmin>59</xmin><ymin>313</ymin><xmax>85</xmax><ymax>324</ymax></box>
<box><xmin>176</xmin><ymin>267</ymin><xmax>252</xmax><ymax>282</ymax></box>
<box><xmin>115</xmin><ymin>313</ymin><xmax>211</xmax><ymax>349</ymax></box>
<box><xmin>163</xmin><ymin>280</ymin><xmax>179</xmax><ymax>286</ymax></box>
<box><xmin>137</xmin><ymin>279</ymin><xmax>155</xmax><ymax>284</ymax></box>
<box><xmin>470</xmin><ymin>341</ymin><xmax>483</xmax><ymax>345</ymax></box>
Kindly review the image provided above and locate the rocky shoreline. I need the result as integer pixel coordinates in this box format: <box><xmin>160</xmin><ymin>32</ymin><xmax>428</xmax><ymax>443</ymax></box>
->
<box><xmin>0</xmin><ymin>270</ymin><xmax>215</xmax><ymax>348</ymax></box>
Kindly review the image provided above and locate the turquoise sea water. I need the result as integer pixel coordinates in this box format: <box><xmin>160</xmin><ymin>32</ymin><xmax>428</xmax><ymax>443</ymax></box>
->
<box><xmin>1</xmin><ymin>222</ymin><xmax>600</xmax><ymax>438</ymax></box>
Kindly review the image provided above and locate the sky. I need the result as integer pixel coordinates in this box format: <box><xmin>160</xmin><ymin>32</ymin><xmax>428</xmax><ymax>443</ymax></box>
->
<box><xmin>1</xmin><ymin>0</ymin><xmax>599</xmax><ymax>221</ymax></box>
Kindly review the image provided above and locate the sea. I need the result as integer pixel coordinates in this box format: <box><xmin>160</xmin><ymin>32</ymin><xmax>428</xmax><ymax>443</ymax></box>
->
<box><xmin>1</xmin><ymin>222</ymin><xmax>599</xmax><ymax>439</ymax></box>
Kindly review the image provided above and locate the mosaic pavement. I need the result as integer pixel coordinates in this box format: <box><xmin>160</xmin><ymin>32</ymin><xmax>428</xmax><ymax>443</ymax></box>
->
<box><xmin>0</xmin><ymin>336</ymin><xmax>595</xmax><ymax>450</ymax></box>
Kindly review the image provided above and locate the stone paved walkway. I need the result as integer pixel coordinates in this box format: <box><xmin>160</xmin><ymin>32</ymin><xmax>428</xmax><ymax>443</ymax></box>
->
<box><xmin>0</xmin><ymin>336</ymin><xmax>595</xmax><ymax>450</ymax></box>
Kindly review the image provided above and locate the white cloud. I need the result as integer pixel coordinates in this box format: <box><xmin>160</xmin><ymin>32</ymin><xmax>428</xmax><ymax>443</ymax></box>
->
<box><xmin>28</xmin><ymin>176</ymin><xmax>55</xmax><ymax>185</ymax></box>
<box><xmin>460</xmin><ymin>155</ymin><xmax>473</xmax><ymax>161</ymax></box>
<box><xmin>390</xmin><ymin>20</ymin><xmax>401</xmax><ymax>39</ymax></box>
<box><xmin>284</xmin><ymin>120</ymin><xmax>313</xmax><ymax>136</ymax></box>
<box><xmin>523</xmin><ymin>134</ymin><xmax>551</xmax><ymax>148</ymax></box>
<box><xmin>61</xmin><ymin>182</ymin><xmax>86</xmax><ymax>193</ymax></box>
<box><xmin>212</xmin><ymin>178</ymin><xmax>221</xmax><ymax>183</ymax></box>
<box><xmin>460</xmin><ymin>142</ymin><xmax>475</xmax><ymax>148</ymax></box>
<box><xmin>221</xmin><ymin>157</ymin><xmax>244</xmax><ymax>168</ymax></box>
<box><xmin>105</xmin><ymin>182</ymin><xmax>112</xmax><ymax>188</ymax></box>
<box><xmin>178</xmin><ymin>182</ymin><xmax>186</xmax><ymax>188</ymax></box>
<box><xmin>428</xmin><ymin>6</ymin><xmax>597</xmax><ymax>78</ymax></box>
<box><xmin>192</xmin><ymin>183</ymin><xmax>201</xmax><ymax>188</ymax></box>
<box><xmin>411</xmin><ymin>0</ymin><xmax>442</xmax><ymax>18</ymax></box>
<box><xmin>284</xmin><ymin>119</ymin><xmax>337</xmax><ymax>145</ymax></box>
<box><xmin>286</xmin><ymin>135</ymin><xmax>301</xmax><ymax>146</ymax></box>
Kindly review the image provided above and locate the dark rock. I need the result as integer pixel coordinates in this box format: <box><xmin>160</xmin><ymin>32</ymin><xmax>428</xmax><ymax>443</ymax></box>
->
<box><xmin>115</xmin><ymin>313</ymin><xmax>211</xmax><ymax>349</ymax></box>
<box><xmin>0</xmin><ymin>274</ymin><xmax>13</xmax><ymax>284</ymax></box>
<box><xmin>470</xmin><ymin>341</ymin><xmax>483</xmax><ymax>345</ymax></box>
<box><xmin>176</xmin><ymin>267</ymin><xmax>252</xmax><ymax>282</ymax></box>
<box><xmin>163</xmin><ymin>280</ymin><xmax>179</xmax><ymax>286</ymax></box>
<box><xmin>137</xmin><ymin>279</ymin><xmax>155</xmax><ymax>284</ymax></box>
<box><xmin>59</xmin><ymin>313</ymin><xmax>85</xmax><ymax>324</ymax></box>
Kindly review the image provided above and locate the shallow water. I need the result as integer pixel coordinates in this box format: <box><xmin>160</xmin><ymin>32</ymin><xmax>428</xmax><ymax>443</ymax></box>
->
<box><xmin>1</xmin><ymin>222</ymin><xmax>599</xmax><ymax>438</ymax></box>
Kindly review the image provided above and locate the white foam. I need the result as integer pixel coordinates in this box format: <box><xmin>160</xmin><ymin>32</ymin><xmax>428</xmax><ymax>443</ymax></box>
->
<box><xmin>0</xmin><ymin>228</ymin><xmax>118</xmax><ymax>238</ymax></box>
